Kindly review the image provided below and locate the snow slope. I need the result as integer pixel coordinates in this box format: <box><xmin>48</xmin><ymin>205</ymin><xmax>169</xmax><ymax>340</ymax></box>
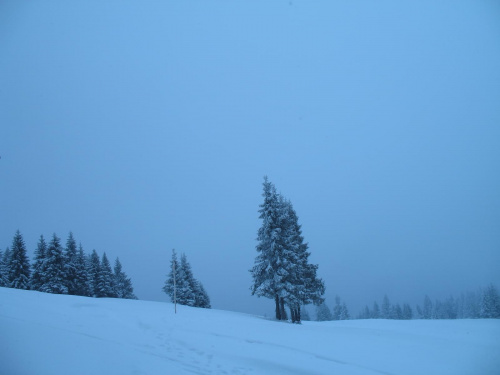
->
<box><xmin>1</xmin><ymin>288</ymin><xmax>498</xmax><ymax>375</ymax></box>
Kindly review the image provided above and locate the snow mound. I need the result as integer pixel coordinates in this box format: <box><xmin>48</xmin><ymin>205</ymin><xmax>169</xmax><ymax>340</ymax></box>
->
<box><xmin>0</xmin><ymin>287</ymin><xmax>499</xmax><ymax>375</ymax></box>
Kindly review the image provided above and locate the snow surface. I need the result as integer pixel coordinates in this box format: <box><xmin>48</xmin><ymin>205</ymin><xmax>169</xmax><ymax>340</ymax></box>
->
<box><xmin>1</xmin><ymin>287</ymin><xmax>499</xmax><ymax>375</ymax></box>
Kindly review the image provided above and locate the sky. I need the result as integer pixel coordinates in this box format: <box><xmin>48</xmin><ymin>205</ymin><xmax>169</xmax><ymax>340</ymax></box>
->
<box><xmin>1</xmin><ymin>0</ymin><xmax>499</xmax><ymax>317</ymax></box>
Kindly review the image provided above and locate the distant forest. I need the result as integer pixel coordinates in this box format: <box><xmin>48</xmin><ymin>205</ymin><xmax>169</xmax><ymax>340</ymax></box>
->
<box><xmin>1</xmin><ymin>230</ymin><xmax>136</xmax><ymax>299</ymax></box>
<box><xmin>312</xmin><ymin>286</ymin><xmax>500</xmax><ymax>322</ymax></box>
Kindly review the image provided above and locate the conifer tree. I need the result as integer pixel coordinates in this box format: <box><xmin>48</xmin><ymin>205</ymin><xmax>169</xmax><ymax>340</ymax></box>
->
<box><xmin>316</xmin><ymin>301</ymin><xmax>333</xmax><ymax>321</ymax></box>
<box><xmin>180</xmin><ymin>253</ymin><xmax>197</xmax><ymax>306</ymax></box>
<box><xmin>182</xmin><ymin>255</ymin><xmax>210</xmax><ymax>308</ymax></box>
<box><xmin>163</xmin><ymin>249</ymin><xmax>194</xmax><ymax>305</ymax></box>
<box><xmin>381</xmin><ymin>295</ymin><xmax>391</xmax><ymax>319</ymax></box>
<box><xmin>423</xmin><ymin>295</ymin><xmax>433</xmax><ymax>319</ymax></box>
<box><xmin>463</xmin><ymin>290</ymin><xmax>481</xmax><ymax>318</ymax></box>
<box><xmin>250</xmin><ymin>177</ymin><xmax>286</xmax><ymax>320</ymax></box>
<box><xmin>340</xmin><ymin>302</ymin><xmax>350</xmax><ymax>320</ymax></box>
<box><xmin>456</xmin><ymin>293</ymin><xmax>465</xmax><ymax>319</ymax></box>
<box><xmin>87</xmin><ymin>250</ymin><xmax>101</xmax><ymax>297</ymax></box>
<box><xmin>163</xmin><ymin>249</ymin><xmax>180</xmax><ymax>303</ymax></box>
<box><xmin>250</xmin><ymin>177</ymin><xmax>324</xmax><ymax>322</ymax></box>
<box><xmin>282</xmin><ymin>199</ymin><xmax>324</xmax><ymax>322</ymax></box>
<box><xmin>41</xmin><ymin>233</ymin><xmax>68</xmax><ymax>294</ymax></box>
<box><xmin>175</xmin><ymin>257</ymin><xmax>194</xmax><ymax>306</ymax></box>
<box><xmin>113</xmin><ymin>257</ymin><xmax>137</xmax><ymax>299</ymax></box>
<box><xmin>433</xmin><ymin>299</ymin><xmax>444</xmax><ymax>319</ymax></box>
<box><xmin>391</xmin><ymin>303</ymin><xmax>403</xmax><ymax>319</ymax></box>
<box><xmin>64</xmin><ymin>232</ymin><xmax>79</xmax><ymax>295</ymax></box>
<box><xmin>193</xmin><ymin>280</ymin><xmax>211</xmax><ymax>308</ymax></box>
<box><xmin>443</xmin><ymin>296</ymin><xmax>458</xmax><ymax>319</ymax></box>
<box><xmin>163</xmin><ymin>250</ymin><xmax>210</xmax><ymax>308</ymax></box>
<box><xmin>1</xmin><ymin>248</ymin><xmax>12</xmax><ymax>286</ymax></box>
<box><xmin>358</xmin><ymin>305</ymin><xmax>371</xmax><ymax>319</ymax></box>
<box><xmin>73</xmin><ymin>244</ymin><xmax>92</xmax><ymax>297</ymax></box>
<box><xmin>481</xmin><ymin>284</ymin><xmax>500</xmax><ymax>318</ymax></box>
<box><xmin>415</xmin><ymin>304</ymin><xmax>423</xmax><ymax>319</ymax></box>
<box><xmin>402</xmin><ymin>304</ymin><xmax>413</xmax><ymax>320</ymax></box>
<box><xmin>96</xmin><ymin>252</ymin><xmax>116</xmax><ymax>298</ymax></box>
<box><xmin>0</xmin><ymin>248</ymin><xmax>8</xmax><ymax>287</ymax></box>
<box><xmin>8</xmin><ymin>230</ymin><xmax>31</xmax><ymax>290</ymax></box>
<box><xmin>372</xmin><ymin>301</ymin><xmax>380</xmax><ymax>319</ymax></box>
<box><xmin>332</xmin><ymin>296</ymin><xmax>342</xmax><ymax>320</ymax></box>
<box><xmin>31</xmin><ymin>235</ymin><xmax>48</xmax><ymax>291</ymax></box>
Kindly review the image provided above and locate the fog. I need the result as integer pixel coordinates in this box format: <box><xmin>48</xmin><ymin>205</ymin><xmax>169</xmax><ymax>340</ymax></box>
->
<box><xmin>1</xmin><ymin>0</ymin><xmax>499</xmax><ymax>317</ymax></box>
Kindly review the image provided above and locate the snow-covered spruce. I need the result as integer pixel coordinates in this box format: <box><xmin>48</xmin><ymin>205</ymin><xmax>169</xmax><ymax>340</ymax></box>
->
<box><xmin>250</xmin><ymin>176</ymin><xmax>324</xmax><ymax>323</ymax></box>
<box><xmin>40</xmin><ymin>233</ymin><xmax>68</xmax><ymax>294</ymax></box>
<box><xmin>163</xmin><ymin>249</ymin><xmax>211</xmax><ymax>309</ymax></box>
<box><xmin>7</xmin><ymin>230</ymin><xmax>31</xmax><ymax>290</ymax></box>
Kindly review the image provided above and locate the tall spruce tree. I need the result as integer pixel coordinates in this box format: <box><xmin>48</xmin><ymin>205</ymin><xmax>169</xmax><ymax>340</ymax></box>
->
<box><xmin>180</xmin><ymin>253</ymin><xmax>197</xmax><ymax>307</ymax></box>
<box><xmin>372</xmin><ymin>301</ymin><xmax>381</xmax><ymax>319</ymax></box>
<box><xmin>31</xmin><ymin>235</ymin><xmax>48</xmax><ymax>291</ymax></box>
<box><xmin>87</xmin><ymin>250</ymin><xmax>101</xmax><ymax>297</ymax></box>
<box><xmin>415</xmin><ymin>304</ymin><xmax>423</xmax><ymax>319</ymax></box>
<box><xmin>463</xmin><ymin>290</ymin><xmax>481</xmax><ymax>318</ymax></box>
<box><xmin>250</xmin><ymin>177</ymin><xmax>324</xmax><ymax>322</ymax></box>
<box><xmin>481</xmin><ymin>284</ymin><xmax>500</xmax><ymax>318</ymax></box>
<box><xmin>332</xmin><ymin>296</ymin><xmax>342</xmax><ymax>320</ymax></box>
<box><xmin>381</xmin><ymin>295</ymin><xmax>391</xmax><ymax>319</ymax></box>
<box><xmin>358</xmin><ymin>305</ymin><xmax>371</xmax><ymax>319</ymax></box>
<box><xmin>64</xmin><ymin>232</ymin><xmax>79</xmax><ymax>295</ymax></box>
<box><xmin>282</xmin><ymin>199</ymin><xmax>324</xmax><ymax>322</ymax></box>
<box><xmin>163</xmin><ymin>249</ymin><xmax>195</xmax><ymax>306</ymax></box>
<box><xmin>340</xmin><ymin>302</ymin><xmax>350</xmax><ymax>320</ymax></box>
<box><xmin>402</xmin><ymin>304</ymin><xmax>413</xmax><ymax>320</ymax></box>
<box><xmin>193</xmin><ymin>280</ymin><xmax>211</xmax><ymax>309</ymax></box>
<box><xmin>163</xmin><ymin>249</ymin><xmax>180</xmax><ymax>303</ymax></box>
<box><xmin>73</xmin><ymin>244</ymin><xmax>92</xmax><ymax>297</ymax></box>
<box><xmin>423</xmin><ymin>295</ymin><xmax>433</xmax><ymax>319</ymax></box>
<box><xmin>316</xmin><ymin>301</ymin><xmax>333</xmax><ymax>321</ymax></box>
<box><xmin>250</xmin><ymin>177</ymin><xmax>286</xmax><ymax>320</ymax></box>
<box><xmin>391</xmin><ymin>303</ymin><xmax>403</xmax><ymax>319</ymax></box>
<box><xmin>163</xmin><ymin>250</ymin><xmax>210</xmax><ymax>308</ymax></box>
<box><xmin>174</xmin><ymin>253</ymin><xmax>195</xmax><ymax>306</ymax></box>
<box><xmin>1</xmin><ymin>248</ymin><xmax>12</xmax><ymax>286</ymax></box>
<box><xmin>0</xmin><ymin>248</ymin><xmax>8</xmax><ymax>287</ymax></box>
<box><xmin>8</xmin><ymin>230</ymin><xmax>31</xmax><ymax>290</ymax></box>
<box><xmin>41</xmin><ymin>233</ymin><xmax>68</xmax><ymax>294</ymax></box>
<box><xmin>113</xmin><ymin>257</ymin><xmax>137</xmax><ymax>299</ymax></box>
<box><xmin>96</xmin><ymin>252</ymin><xmax>116</xmax><ymax>298</ymax></box>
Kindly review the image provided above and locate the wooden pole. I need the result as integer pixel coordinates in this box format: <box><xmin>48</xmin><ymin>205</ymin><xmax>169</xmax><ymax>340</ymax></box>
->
<box><xmin>173</xmin><ymin>249</ymin><xmax>177</xmax><ymax>314</ymax></box>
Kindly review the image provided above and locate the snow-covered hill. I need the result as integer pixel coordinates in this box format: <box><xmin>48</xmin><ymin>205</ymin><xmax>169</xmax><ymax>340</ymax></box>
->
<box><xmin>0</xmin><ymin>288</ymin><xmax>498</xmax><ymax>375</ymax></box>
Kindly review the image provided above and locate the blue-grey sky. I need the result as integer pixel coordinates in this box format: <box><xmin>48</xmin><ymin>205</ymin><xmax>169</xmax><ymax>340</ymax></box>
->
<box><xmin>1</xmin><ymin>0</ymin><xmax>499</xmax><ymax>316</ymax></box>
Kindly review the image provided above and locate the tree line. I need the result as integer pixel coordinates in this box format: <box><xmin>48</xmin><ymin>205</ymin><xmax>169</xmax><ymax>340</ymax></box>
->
<box><xmin>0</xmin><ymin>230</ymin><xmax>136</xmax><ymax>299</ymax></box>
<box><xmin>163</xmin><ymin>249</ymin><xmax>211</xmax><ymax>309</ymax></box>
<box><xmin>315</xmin><ymin>296</ymin><xmax>351</xmax><ymax>321</ymax></box>
<box><xmin>356</xmin><ymin>286</ymin><xmax>500</xmax><ymax>320</ymax></box>
<box><xmin>250</xmin><ymin>177</ymin><xmax>325</xmax><ymax>323</ymax></box>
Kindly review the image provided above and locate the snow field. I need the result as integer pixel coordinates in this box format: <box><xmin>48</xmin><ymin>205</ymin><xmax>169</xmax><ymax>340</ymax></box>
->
<box><xmin>0</xmin><ymin>287</ymin><xmax>499</xmax><ymax>375</ymax></box>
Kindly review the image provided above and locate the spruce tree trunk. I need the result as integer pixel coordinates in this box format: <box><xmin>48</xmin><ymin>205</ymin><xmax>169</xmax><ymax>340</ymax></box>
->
<box><xmin>280</xmin><ymin>297</ymin><xmax>287</xmax><ymax>320</ymax></box>
<box><xmin>275</xmin><ymin>295</ymin><xmax>281</xmax><ymax>320</ymax></box>
<box><xmin>291</xmin><ymin>307</ymin><xmax>298</xmax><ymax>323</ymax></box>
<box><xmin>297</xmin><ymin>305</ymin><xmax>301</xmax><ymax>323</ymax></box>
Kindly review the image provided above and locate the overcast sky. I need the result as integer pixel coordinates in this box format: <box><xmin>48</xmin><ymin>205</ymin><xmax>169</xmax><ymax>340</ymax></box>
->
<box><xmin>1</xmin><ymin>0</ymin><xmax>499</xmax><ymax>317</ymax></box>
